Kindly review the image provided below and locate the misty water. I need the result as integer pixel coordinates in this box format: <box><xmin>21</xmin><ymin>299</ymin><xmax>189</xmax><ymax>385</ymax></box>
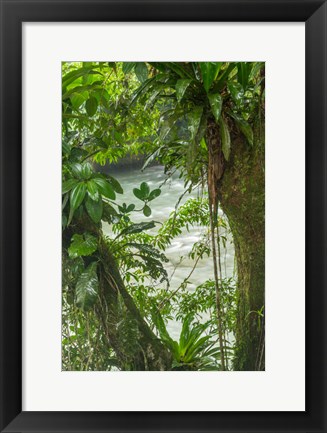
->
<box><xmin>103</xmin><ymin>165</ymin><xmax>235</xmax><ymax>339</ymax></box>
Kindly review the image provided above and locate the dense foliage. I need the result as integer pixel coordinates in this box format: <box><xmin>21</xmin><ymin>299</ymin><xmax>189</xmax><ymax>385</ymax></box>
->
<box><xmin>62</xmin><ymin>61</ymin><xmax>265</xmax><ymax>371</ymax></box>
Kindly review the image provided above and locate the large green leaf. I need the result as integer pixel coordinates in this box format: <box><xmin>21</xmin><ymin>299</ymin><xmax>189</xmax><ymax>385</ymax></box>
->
<box><xmin>163</xmin><ymin>62</ymin><xmax>193</xmax><ymax>79</ymax></box>
<box><xmin>187</xmin><ymin>106</ymin><xmax>203</xmax><ymax>140</ymax></box>
<box><xmin>126</xmin><ymin>243</ymin><xmax>168</xmax><ymax>262</ymax></box>
<box><xmin>212</xmin><ymin>63</ymin><xmax>238</xmax><ymax>92</ymax></box>
<box><xmin>80</xmin><ymin>163</ymin><xmax>93</xmax><ymax>180</ymax></box>
<box><xmin>176</xmin><ymin>79</ymin><xmax>192</xmax><ymax>102</ymax></box>
<box><xmin>87</xmin><ymin>179</ymin><xmax>99</xmax><ymax>201</ymax></box>
<box><xmin>179</xmin><ymin>314</ymin><xmax>193</xmax><ymax>350</ymax></box>
<box><xmin>219</xmin><ymin>117</ymin><xmax>231</xmax><ymax>161</ymax></box>
<box><xmin>195</xmin><ymin>113</ymin><xmax>207</xmax><ymax>146</ymax></box>
<box><xmin>62</xmin><ymin>66</ymin><xmax>102</xmax><ymax>89</ymax></box>
<box><xmin>231</xmin><ymin>114</ymin><xmax>254</xmax><ymax>146</ymax></box>
<box><xmin>68</xmin><ymin>233</ymin><xmax>98</xmax><ymax>258</ymax></box>
<box><xmin>135</xmin><ymin>62</ymin><xmax>148</xmax><ymax>83</ymax></box>
<box><xmin>93</xmin><ymin>178</ymin><xmax>116</xmax><ymax>200</ymax></box>
<box><xmin>62</xmin><ymin>83</ymin><xmax>102</xmax><ymax>100</ymax></box>
<box><xmin>184</xmin><ymin>335</ymin><xmax>211</xmax><ymax>361</ymax></box>
<box><xmin>139</xmin><ymin>254</ymin><xmax>168</xmax><ymax>283</ymax></box>
<box><xmin>126</xmin><ymin>204</ymin><xmax>135</xmax><ymax>212</ymax></box>
<box><xmin>208</xmin><ymin>93</ymin><xmax>223</xmax><ymax>122</ymax></box>
<box><xmin>237</xmin><ymin>62</ymin><xmax>251</xmax><ymax>90</ymax></box>
<box><xmin>188</xmin><ymin>62</ymin><xmax>200</xmax><ymax>80</ymax></box>
<box><xmin>70</xmin><ymin>92</ymin><xmax>87</xmax><ymax>110</ymax></box>
<box><xmin>143</xmin><ymin>204</ymin><xmax>151</xmax><ymax>217</ymax></box>
<box><xmin>70</xmin><ymin>163</ymin><xmax>84</xmax><ymax>179</ymax></box>
<box><xmin>159</xmin><ymin>111</ymin><xmax>181</xmax><ymax>141</ymax></box>
<box><xmin>75</xmin><ymin>262</ymin><xmax>99</xmax><ymax>311</ymax></box>
<box><xmin>133</xmin><ymin>188</ymin><xmax>145</xmax><ymax>201</ymax></box>
<box><xmin>70</xmin><ymin>182</ymin><xmax>86</xmax><ymax>211</ymax></box>
<box><xmin>85</xmin><ymin>196</ymin><xmax>103</xmax><ymax>223</ymax></box>
<box><xmin>102</xmin><ymin>202</ymin><xmax>120</xmax><ymax>224</ymax></box>
<box><xmin>141</xmin><ymin>146</ymin><xmax>163</xmax><ymax>171</ymax></box>
<box><xmin>107</xmin><ymin>175</ymin><xmax>123</xmax><ymax>194</ymax></box>
<box><xmin>118</xmin><ymin>221</ymin><xmax>156</xmax><ymax>237</ymax></box>
<box><xmin>238</xmin><ymin>120</ymin><xmax>254</xmax><ymax>147</ymax></box>
<box><xmin>146</xmin><ymin>62</ymin><xmax>168</xmax><ymax>73</ymax></box>
<box><xmin>227</xmin><ymin>81</ymin><xmax>244</xmax><ymax>106</ymax></box>
<box><xmin>148</xmin><ymin>188</ymin><xmax>161</xmax><ymax>201</ymax></box>
<box><xmin>140</xmin><ymin>182</ymin><xmax>150</xmax><ymax>196</ymax></box>
<box><xmin>133</xmin><ymin>182</ymin><xmax>150</xmax><ymax>200</ymax></box>
<box><xmin>122</xmin><ymin>62</ymin><xmax>136</xmax><ymax>74</ymax></box>
<box><xmin>151</xmin><ymin>308</ymin><xmax>179</xmax><ymax>358</ymax></box>
<box><xmin>145</xmin><ymin>88</ymin><xmax>163</xmax><ymax>110</ymax></box>
<box><xmin>199</xmin><ymin>62</ymin><xmax>222</xmax><ymax>93</ymax></box>
<box><xmin>85</xmin><ymin>96</ymin><xmax>98</xmax><ymax>117</ymax></box>
<box><xmin>62</xmin><ymin>178</ymin><xmax>79</xmax><ymax>194</ymax></box>
<box><xmin>62</xmin><ymin>192</ymin><xmax>69</xmax><ymax>212</ymax></box>
<box><xmin>129</xmin><ymin>75</ymin><xmax>159</xmax><ymax>106</ymax></box>
<box><xmin>62</xmin><ymin>139</ymin><xmax>71</xmax><ymax>156</ymax></box>
<box><xmin>249</xmin><ymin>62</ymin><xmax>264</xmax><ymax>81</ymax></box>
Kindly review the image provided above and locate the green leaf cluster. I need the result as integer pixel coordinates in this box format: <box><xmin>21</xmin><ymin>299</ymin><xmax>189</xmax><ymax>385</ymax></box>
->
<box><xmin>151</xmin><ymin>311</ymin><xmax>222</xmax><ymax>371</ymax></box>
<box><xmin>68</xmin><ymin>233</ymin><xmax>98</xmax><ymax>258</ymax></box>
<box><xmin>133</xmin><ymin>182</ymin><xmax>161</xmax><ymax>216</ymax></box>
<box><xmin>62</xmin><ymin>160</ymin><xmax>123</xmax><ymax>225</ymax></box>
<box><xmin>75</xmin><ymin>262</ymin><xmax>99</xmax><ymax>311</ymax></box>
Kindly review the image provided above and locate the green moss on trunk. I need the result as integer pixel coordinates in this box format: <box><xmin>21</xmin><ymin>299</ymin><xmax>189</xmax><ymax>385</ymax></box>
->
<box><xmin>219</xmin><ymin>128</ymin><xmax>265</xmax><ymax>371</ymax></box>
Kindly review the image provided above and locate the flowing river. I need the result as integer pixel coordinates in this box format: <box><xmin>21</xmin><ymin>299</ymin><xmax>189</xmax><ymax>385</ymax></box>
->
<box><xmin>103</xmin><ymin>165</ymin><xmax>235</xmax><ymax>339</ymax></box>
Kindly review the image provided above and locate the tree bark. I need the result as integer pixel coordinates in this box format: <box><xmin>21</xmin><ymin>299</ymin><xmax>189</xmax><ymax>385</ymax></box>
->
<box><xmin>98</xmin><ymin>238</ymin><xmax>173</xmax><ymax>370</ymax></box>
<box><xmin>63</xmin><ymin>219</ymin><xmax>172</xmax><ymax>371</ymax></box>
<box><xmin>218</xmin><ymin>126</ymin><xmax>265</xmax><ymax>371</ymax></box>
<box><xmin>206</xmin><ymin>118</ymin><xmax>227</xmax><ymax>370</ymax></box>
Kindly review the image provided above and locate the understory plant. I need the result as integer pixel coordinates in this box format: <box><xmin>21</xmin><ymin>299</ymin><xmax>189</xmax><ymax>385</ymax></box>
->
<box><xmin>151</xmin><ymin>312</ymin><xmax>223</xmax><ymax>371</ymax></box>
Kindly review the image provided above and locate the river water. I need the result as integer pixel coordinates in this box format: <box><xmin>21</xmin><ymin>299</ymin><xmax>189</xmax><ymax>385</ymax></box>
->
<box><xmin>103</xmin><ymin>165</ymin><xmax>235</xmax><ymax>339</ymax></box>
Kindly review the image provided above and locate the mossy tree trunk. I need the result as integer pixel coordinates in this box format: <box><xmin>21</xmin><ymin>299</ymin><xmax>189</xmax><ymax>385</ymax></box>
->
<box><xmin>63</xmin><ymin>220</ymin><xmax>172</xmax><ymax>371</ymax></box>
<box><xmin>98</xmin><ymin>238</ymin><xmax>172</xmax><ymax>370</ymax></box>
<box><xmin>218</xmin><ymin>124</ymin><xmax>265</xmax><ymax>371</ymax></box>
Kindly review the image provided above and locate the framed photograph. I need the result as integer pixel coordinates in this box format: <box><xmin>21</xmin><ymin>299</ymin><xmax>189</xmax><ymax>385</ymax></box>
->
<box><xmin>0</xmin><ymin>0</ymin><xmax>326</xmax><ymax>432</ymax></box>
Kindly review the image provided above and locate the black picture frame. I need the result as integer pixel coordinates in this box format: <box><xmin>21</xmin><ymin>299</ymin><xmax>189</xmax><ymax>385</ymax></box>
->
<box><xmin>0</xmin><ymin>1</ymin><xmax>326</xmax><ymax>432</ymax></box>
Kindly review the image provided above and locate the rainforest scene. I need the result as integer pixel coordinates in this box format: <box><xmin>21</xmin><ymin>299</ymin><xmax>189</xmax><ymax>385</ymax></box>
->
<box><xmin>62</xmin><ymin>61</ymin><xmax>265</xmax><ymax>371</ymax></box>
